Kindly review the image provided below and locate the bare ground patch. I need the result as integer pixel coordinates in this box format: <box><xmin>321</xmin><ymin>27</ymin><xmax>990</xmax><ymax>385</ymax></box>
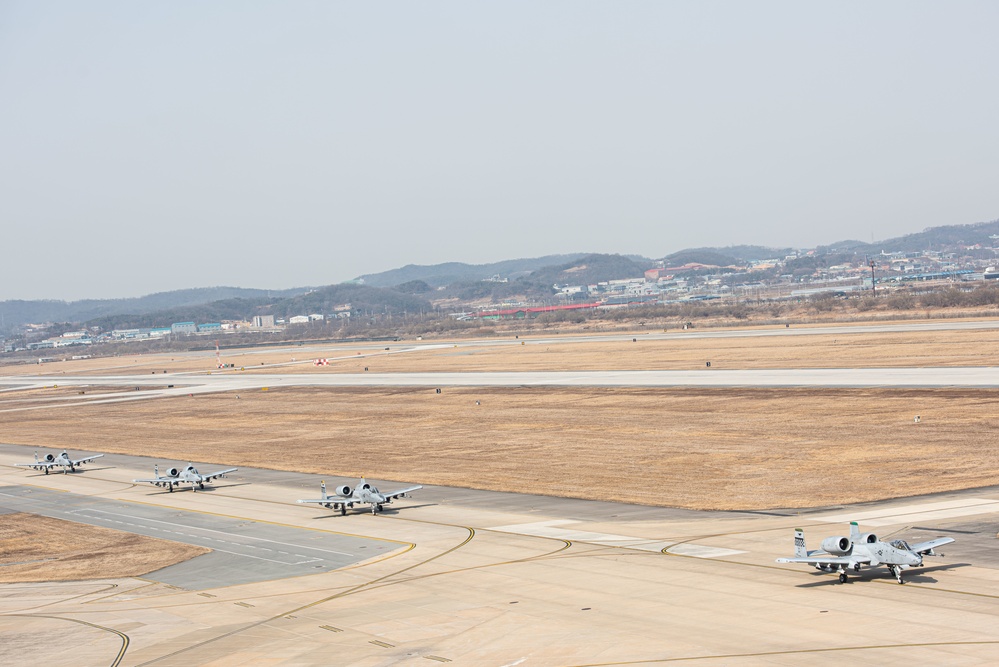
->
<box><xmin>0</xmin><ymin>513</ymin><xmax>209</xmax><ymax>583</ymax></box>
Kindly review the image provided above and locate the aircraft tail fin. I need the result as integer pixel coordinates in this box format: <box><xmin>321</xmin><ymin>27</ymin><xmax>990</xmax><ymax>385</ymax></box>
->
<box><xmin>849</xmin><ymin>521</ymin><xmax>861</xmax><ymax>542</ymax></box>
<box><xmin>793</xmin><ymin>528</ymin><xmax>807</xmax><ymax>558</ymax></box>
<box><xmin>321</xmin><ymin>481</ymin><xmax>327</xmax><ymax>500</ymax></box>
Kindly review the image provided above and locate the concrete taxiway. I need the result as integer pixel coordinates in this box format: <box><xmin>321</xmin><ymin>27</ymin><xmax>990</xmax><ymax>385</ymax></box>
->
<box><xmin>2</xmin><ymin>443</ymin><xmax>999</xmax><ymax>666</ymax></box>
<box><xmin>0</xmin><ymin>484</ymin><xmax>401</xmax><ymax>590</ymax></box>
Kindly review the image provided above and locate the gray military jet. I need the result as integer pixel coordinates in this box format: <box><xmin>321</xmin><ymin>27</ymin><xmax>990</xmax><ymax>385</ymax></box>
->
<box><xmin>16</xmin><ymin>450</ymin><xmax>104</xmax><ymax>474</ymax></box>
<box><xmin>776</xmin><ymin>521</ymin><xmax>954</xmax><ymax>584</ymax></box>
<box><xmin>297</xmin><ymin>478</ymin><xmax>422</xmax><ymax>515</ymax></box>
<box><xmin>134</xmin><ymin>463</ymin><xmax>237</xmax><ymax>492</ymax></box>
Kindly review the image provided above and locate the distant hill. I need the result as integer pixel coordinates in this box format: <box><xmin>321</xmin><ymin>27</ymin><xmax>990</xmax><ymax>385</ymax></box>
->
<box><xmin>5</xmin><ymin>217</ymin><xmax>999</xmax><ymax>336</ymax></box>
<box><xmin>528</xmin><ymin>253</ymin><xmax>654</xmax><ymax>286</ymax></box>
<box><xmin>83</xmin><ymin>297</ymin><xmax>277</xmax><ymax>332</ymax></box>
<box><xmin>357</xmin><ymin>254</ymin><xmax>591</xmax><ymax>288</ymax></box>
<box><xmin>80</xmin><ymin>284</ymin><xmax>434</xmax><ymax>332</ymax></box>
<box><xmin>268</xmin><ymin>284</ymin><xmax>432</xmax><ymax>318</ymax></box>
<box><xmin>664</xmin><ymin>246</ymin><xmax>795</xmax><ymax>266</ymax></box>
<box><xmin>0</xmin><ymin>287</ymin><xmax>307</xmax><ymax>333</ymax></box>
<box><xmin>818</xmin><ymin>219</ymin><xmax>999</xmax><ymax>255</ymax></box>
<box><xmin>657</xmin><ymin>219</ymin><xmax>999</xmax><ymax>267</ymax></box>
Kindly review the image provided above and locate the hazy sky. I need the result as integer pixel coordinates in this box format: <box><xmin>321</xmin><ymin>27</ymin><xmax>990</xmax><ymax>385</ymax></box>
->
<box><xmin>2</xmin><ymin>2</ymin><xmax>997</xmax><ymax>300</ymax></box>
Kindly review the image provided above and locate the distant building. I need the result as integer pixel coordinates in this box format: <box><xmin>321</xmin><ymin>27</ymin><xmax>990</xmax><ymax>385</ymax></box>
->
<box><xmin>289</xmin><ymin>315</ymin><xmax>309</xmax><ymax>324</ymax></box>
<box><xmin>171</xmin><ymin>322</ymin><xmax>197</xmax><ymax>335</ymax></box>
<box><xmin>253</xmin><ymin>315</ymin><xmax>275</xmax><ymax>328</ymax></box>
<box><xmin>198</xmin><ymin>322</ymin><xmax>222</xmax><ymax>333</ymax></box>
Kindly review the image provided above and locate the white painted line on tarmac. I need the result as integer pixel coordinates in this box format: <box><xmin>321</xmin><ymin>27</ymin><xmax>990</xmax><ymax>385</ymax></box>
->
<box><xmin>665</xmin><ymin>544</ymin><xmax>746</xmax><ymax>558</ymax></box>
<box><xmin>68</xmin><ymin>508</ymin><xmax>354</xmax><ymax>557</ymax></box>
<box><xmin>810</xmin><ymin>498</ymin><xmax>999</xmax><ymax>524</ymax></box>
<box><xmin>205</xmin><ymin>546</ymin><xmax>319</xmax><ymax>566</ymax></box>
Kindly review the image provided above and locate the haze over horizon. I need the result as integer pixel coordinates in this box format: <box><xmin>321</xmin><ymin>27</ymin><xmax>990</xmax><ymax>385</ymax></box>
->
<box><xmin>2</xmin><ymin>2</ymin><xmax>997</xmax><ymax>301</ymax></box>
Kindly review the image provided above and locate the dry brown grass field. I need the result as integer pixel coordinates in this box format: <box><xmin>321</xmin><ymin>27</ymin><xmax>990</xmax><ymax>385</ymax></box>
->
<box><xmin>3</xmin><ymin>321</ymin><xmax>999</xmax><ymax>510</ymax></box>
<box><xmin>3</xmin><ymin>321</ymin><xmax>998</xmax><ymax>377</ymax></box>
<box><xmin>0</xmin><ymin>513</ymin><xmax>208</xmax><ymax>583</ymax></box>
<box><xmin>308</xmin><ymin>328</ymin><xmax>999</xmax><ymax>373</ymax></box>
<box><xmin>2</xmin><ymin>385</ymin><xmax>998</xmax><ymax>510</ymax></box>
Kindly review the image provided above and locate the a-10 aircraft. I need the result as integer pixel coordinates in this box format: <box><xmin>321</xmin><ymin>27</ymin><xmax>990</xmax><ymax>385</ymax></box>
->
<box><xmin>776</xmin><ymin>521</ymin><xmax>954</xmax><ymax>584</ymax></box>
<box><xmin>298</xmin><ymin>478</ymin><xmax>422</xmax><ymax>515</ymax></box>
<box><xmin>16</xmin><ymin>450</ymin><xmax>104</xmax><ymax>474</ymax></box>
<box><xmin>134</xmin><ymin>463</ymin><xmax>238</xmax><ymax>492</ymax></box>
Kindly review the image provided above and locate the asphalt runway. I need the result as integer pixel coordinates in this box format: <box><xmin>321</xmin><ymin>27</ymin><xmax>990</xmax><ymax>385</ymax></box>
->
<box><xmin>3</xmin><ymin>443</ymin><xmax>997</xmax><ymax>569</ymax></box>
<box><xmin>0</xmin><ymin>482</ymin><xmax>403</xmax><ymax>590</ymax></box>
<box><xmin>3</xmin><ymin>442</ymin><xmax>999</xmax><ymax>665</ymax></box>
<box><xmin>0</xmin><ymin>443</ymin><xmax>726</xmax><ymax>524</ymax></box>
<box><xmin>4</xmin><ymin>366</ymin><xmax>999</xmax><ymax>412</ymax></box>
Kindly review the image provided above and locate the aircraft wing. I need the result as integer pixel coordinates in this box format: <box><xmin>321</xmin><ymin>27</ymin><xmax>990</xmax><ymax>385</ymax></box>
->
<box><xmin>297</xmin><ymin>495</ymin><xmax>350</xmax><ymax>505</ymax></box>
<box><xmin>71</xmin><ymin>454</ymin><xmax>104</xmax><ymax>465</ymax></box>
<box><xmin>16</xmin><ymin>462</ymin><xmax>54</xmax><ymax>468</ymax></box>
<box><xmin>776</xmin><ymin>555</ymin><xmax>871</xmax><ymax>566</ymax></box>
<box><xmin>203</xmin><ymin>467</ymin><xmax>237</xmax><ymax>481</ymax></box>
<box><xmin>909</xmin><ymin>537</ymin><xmax>955</xmax><ymax>554</ymax></box>
<box><xmin>133</xmin><ymin>476</ymin><xmax>168</xmax><ymax>484</ymax></box>
<box><xmin>384</xmin><ymin>485</ymin><xmax>422</xmax><ymax>500</ymax></box>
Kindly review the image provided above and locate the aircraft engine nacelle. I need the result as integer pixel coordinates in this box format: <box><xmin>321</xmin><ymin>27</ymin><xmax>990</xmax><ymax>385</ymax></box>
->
<box><xmin>860</xmin><ymin>532</ymin><xmax>878</xmax><ymax>544</ymax></box>
<box><xmin>45</xmin><ymin>454</ymin><xmax>55</xmax><ymax>462</ymax></box>
<box><xmin>821</xmin><ymin>536</ymin><xmax>852</xmax><ymax>556</ymax></box>
<box><xmin>167</xmin><ymin>468</ymin><xmax>180</xmax><ymax>477</ymax></box>
<box><xmin>336</xmin><ymin>485</ymin><xmax>351</xmax><ymax>497</ymax></box>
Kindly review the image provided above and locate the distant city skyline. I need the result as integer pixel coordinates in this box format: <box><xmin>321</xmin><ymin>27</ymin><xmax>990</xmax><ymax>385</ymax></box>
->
<box><xmin>2</xmin><ymin>2</ymin><xmax>997</xmax><ymax>301</ymax></box>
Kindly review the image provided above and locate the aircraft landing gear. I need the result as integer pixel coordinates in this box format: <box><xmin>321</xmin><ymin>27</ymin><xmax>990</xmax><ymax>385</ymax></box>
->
<box><xmin>168</xmin><ymin>484</ymin><xmax>174</xmax><ymax>492</ymax></box>
<box><xmin>888</xmin><ymin>565</ymin><xmax>904</xmax><ymax>584</ymax></box>
<box><xmin>372</xmin><ymin>504</ymin><xmax>381</xmax><ymax>515</ymax></box>
<box><xmin>339</xmin><ymin>506</ymin><xmax>346</xmax><ymax>516</ymax></box>
<box><xmin>44</xmin><ymin>468</ymin><xmax>49</xmax><ymax>475</ymax></box>
<box><xmin>838</xmin><ymin>572</ymin><xmax>848</xmax><ymax>584</ymax></box>
<box><xmin>199</xmin><ymin>482</ymin><xmax>205</xmax><ymax>489</ymax></box>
